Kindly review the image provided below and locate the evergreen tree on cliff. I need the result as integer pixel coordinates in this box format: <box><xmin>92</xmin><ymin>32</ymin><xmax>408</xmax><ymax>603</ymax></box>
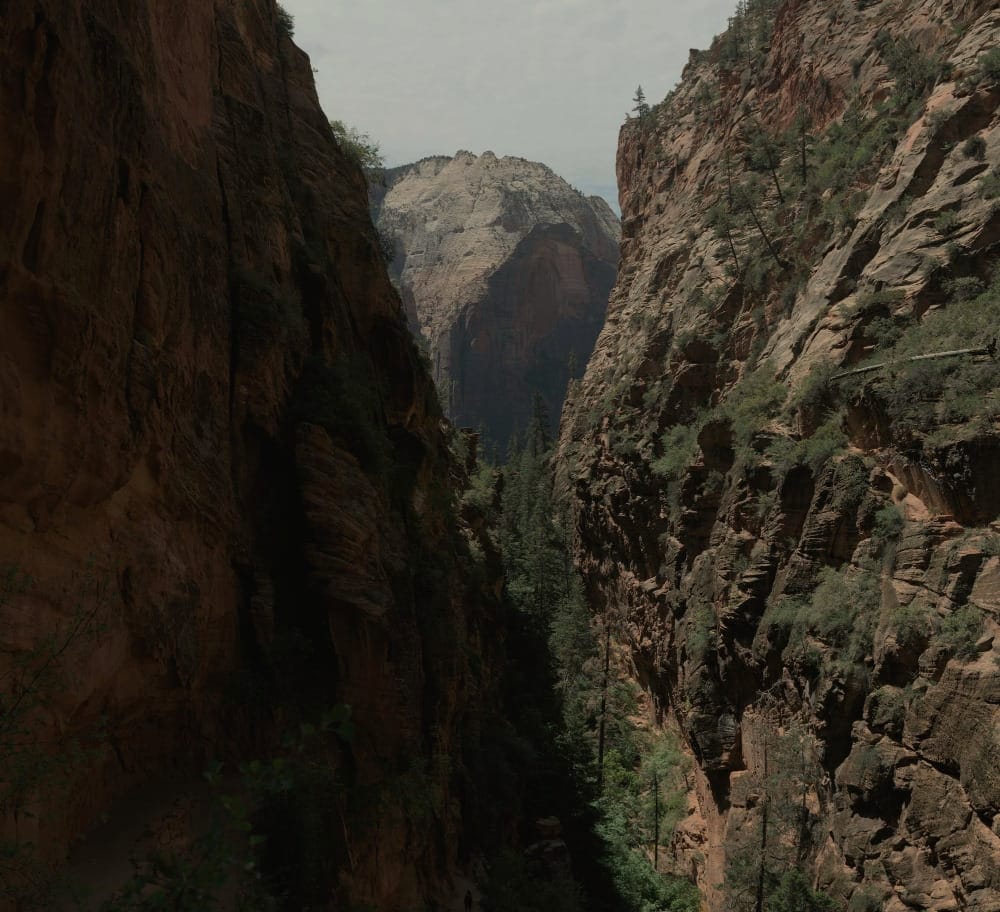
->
<box><xmin>632</xmin><ymin>85</ymin><xmax>651</xmax><ymax>119</ymax></box>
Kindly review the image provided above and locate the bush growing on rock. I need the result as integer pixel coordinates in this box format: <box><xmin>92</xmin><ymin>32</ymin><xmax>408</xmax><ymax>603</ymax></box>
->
<box><xmin>936</xmin><ymin>605</ymin><xmax>984</xmax><ymax>659</ymax></box>
<box><xmin>850</xmin><ymin>268</ymin><xmax>1000</xmax><ymax>447</ymax></box>
<box><xmin>962</xmin><ymin>136</ymin><xmax>987</xmax><ymax>160</ymax></box>
<box><xmin>765</xmin><ymin>870</ymin><xmax>836</xmax><ymax>912</ymax></box>
<box><xmin>275</xmin><ymin>3</ymin><xmax>294</xmax><ymax>37</ymax></box>
<box><xmin>871</xmin><ymin>505</ymin><xmax>904</xmax><ymax>548</ymax></box>
<box><xmin>978</xmin><ymin>47</ymin><xmax>1000</xmax><ymax>82</ymax></box>
<box><xmin>763</xmin><ymin>566</ymin><xmax>880</xmax><ymax>678</ymax></box>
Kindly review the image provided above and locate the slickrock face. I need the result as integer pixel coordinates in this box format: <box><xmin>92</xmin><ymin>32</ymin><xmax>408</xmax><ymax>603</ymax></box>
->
<box><xmin>373</xmin><ymin>152</ymin><xmax>619</xmax><ymax>447</ymax></box>
<box><xmin>0</xmin><ymin>1</ymin><xmax>498</xmax><ymax>906</ymax></box>
<box><xmin>557</xmin><ymin>1</ymin><xmax>1000</xmax><ymax>909</ymax></box>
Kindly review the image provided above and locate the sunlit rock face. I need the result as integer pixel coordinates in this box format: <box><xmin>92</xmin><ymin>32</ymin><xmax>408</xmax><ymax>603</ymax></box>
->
<box><xmin>373</xmin><ymin>151</ymin><xmax>620</xmax><ymax>448</ymax></box>
<box><xmin>0</xmin><ymin>2</ymin><xmax>501</xmax><ymax>906</ymax></box>
<box><xmin>556</xmin><ymin>1</ymin><xmax>1000</xmax><ymax>908</ymax></box>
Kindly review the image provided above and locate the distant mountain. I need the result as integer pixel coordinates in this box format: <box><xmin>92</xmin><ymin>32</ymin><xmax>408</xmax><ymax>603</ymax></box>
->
<box><xmin>373</xmin><ymin>151</ymin><xmax>620</xmax><ymax>448</ymax></box>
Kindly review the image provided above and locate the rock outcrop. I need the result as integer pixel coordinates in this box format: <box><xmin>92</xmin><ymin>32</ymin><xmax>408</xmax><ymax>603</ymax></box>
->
<box><xmin>0</xmin><ymin>2</ymin><xmax>500</xmax><ymax>907</ymax></box>
<box><xmin>557</xmin><ymin>1</ymin><xmax>1000</xmax><ymax>909</ymax></box>
<box><xmin>373</xmin><ymin>152</ymin><xmax>619</xmax><ymax>448</ymax></box>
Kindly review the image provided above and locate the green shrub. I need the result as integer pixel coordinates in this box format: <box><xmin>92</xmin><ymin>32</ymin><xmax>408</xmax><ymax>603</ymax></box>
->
<box><xmin>330</xmin><ymin>120</ymin><xmax>384</xmax><ymax>174</ymax></box>
<box><xmin>982</xmin><ymin>533</ymin><xmax>1000</xmax><ymax>557</ymax></box>
<box><xmin>942</xmin><ymin>275</ymin><xmax>985</xmax><ymax>302</ymax></box>
<box><xmin>851</xmin><ymin>268</ymin><xmax>1000</xmax><ymax>444</ymax></box>
<box><xmin>765</xmin><ymin>870</ymin><xmax>836</xmax><ymax>912</ymax></box>
<box><xmin>854</xmin><ymin>288</ymin><xmax>905</xmax><ymax>317</ymax></box>
<box><xmin>871</xmin><ymin>504</ymin><xmax>904</xmax><ymax>547</ymax></box>
<box><xmin>766</xmin><ymin>413</ymin><xmax>847</xmax><ymax>476</ymax></box>
<box><xmin>810</xmin><ymin>567</ymin><xmax>880</xmax><ymax>653</ymax></box>
<box><xmin>962</xmin><ymin>136</ymin><xmax>987</xmax><ymax>160</ymax></box>
<box><xmin>685</xmin><ymin>605</ymin><xmax>717</xmax><ymax>663</ymax></box>
<box><xmin>831</xmin><ymin>456</ymin><xmax>870</xmax><ymax>512</ymax></box>
<box><xmin>772</xmin><ymin>566</ymin><xmax>881</xmax><ymax>672</ymax></box>
<box><xmin>724</xmin><ymin>366</ymin><xmax>788</xmax><ymax>454</ymax></box>
<box><xmin>652</xmin><ymin>418</ymin><xmax>705</xmax><ymax>507</ymax></box>
<box><xmin>756</xmin><ymin>489</ymin><xmax>779</xmax><ymax>520</ymax></box>
<box><xmin>867</xmin><ymin>315</ymin><xmax>908</xmax><ymax>348</ymax></box>
<box><xmin>796</xmin><ymin>361</ymin><xmax>838</xmax><ymax>413</ymax></box>
<box><xmin>868</xmin><ymin>685</ymin><xmax>907</xmax><ymax>736</ymax></box>
<box><xmin>881</xmin><ymin>36</ymin><xmax>947</xmax><ymax>111</ymax></box>
<box><xmin>981</xmin><ymin>173</ymin><xmax>1000</xmax><ymax>199</ymax></box>
<box><xmin>937</xmin><ymin>605</ymin><xmax>984</xmax><ymax>659</ymax></box>
<box><xmin>847</xmin><ymin>888</ymin><xmax>885</xmax><ymax>912</ymax></box>
<box><xmin>462</xmin><ymin>462</ymin><xmax>498</xmax><ymax>516</ymax></box>
<box><xmin>892</xmin><ymin>601</ymin><xmax>933</xmax><ymax>647</ymax></box>
<box><xmin>978</xmin><ymin>47</ymin><xmax>1000</xmax><ymax>82</ymax></box>
<box><xmin>800</xmin><ymin>415</ymin><xmax>849</xmax><ymax>472</ymax></box>
<box><xmin>934</xmin><ymin>210</ymin><xmax>961</xmax><ymax>236</ymax></box>
<box><xmin>809</xmin><ymin>108</ymin><xmax>885</xmax><ymax>193</ymax></box>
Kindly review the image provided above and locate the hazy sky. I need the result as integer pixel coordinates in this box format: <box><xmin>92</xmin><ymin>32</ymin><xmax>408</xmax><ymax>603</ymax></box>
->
<box><xmin>282</xmin><ymin>0</ymin><xmax>736</xmax><ymax>209</ymax></box>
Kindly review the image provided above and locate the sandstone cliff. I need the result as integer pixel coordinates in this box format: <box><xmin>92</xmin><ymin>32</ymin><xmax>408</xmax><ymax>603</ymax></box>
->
<box><xmin>373</xmin><ymin>152</ymin><xmax>619</xmax><ymax>448</ymax></box>
<box><xmin>0</xmin><ymin>2</ymin><xmax>501</xmax><ymax>906</ymax></box>
<box><xmin>557</xmin><ymin>1</ymin><xmax>1000</xmax><ymax>909</ymax></box>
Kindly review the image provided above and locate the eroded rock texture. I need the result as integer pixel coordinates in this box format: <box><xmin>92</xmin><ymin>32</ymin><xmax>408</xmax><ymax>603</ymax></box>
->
<box><xmin>373</xmin><ymin>152</ymin><xmax>619</xmax><ymax>448</ymax></box>
<box><xmin>557</xmin><ymin>2</ymin><xmax>1000</xmax><ymax>909</ymax></box>
<box><xmin>0</xmin><ymin>1</ymin><xmax>498</xmax><ymax>906</ymax></box>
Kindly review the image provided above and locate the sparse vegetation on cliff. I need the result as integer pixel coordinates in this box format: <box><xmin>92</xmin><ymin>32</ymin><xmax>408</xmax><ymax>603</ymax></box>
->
<box><xmin>329</xmin><ymin>119</ymin><xmax>384</xmax><ymax>177</ymax></box>
<box><xmin>562</xmin><ymin>3</ymin><xmax>1000</xmax><ymax>908</ymax></box>
<box><xmin>275</xmin><ymin>3</ymin><xmax>295</xmax><ymax>38</ymax></box>
<box><xmin>849</xmin><ymin>269</ymin><xmax>1000</xmax><ymax>447</ymax></box>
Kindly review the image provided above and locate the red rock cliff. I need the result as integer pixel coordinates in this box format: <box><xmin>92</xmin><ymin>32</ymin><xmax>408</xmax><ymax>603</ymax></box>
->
<box><xmin>0</xmin><ymin>1</ymin><xmax>497</xmax><ymax>906</ymax></box>
<box><xmin>559</xmin><ymin>1</ymin><xmax>1000</xmax><ymax>909</ymax></box>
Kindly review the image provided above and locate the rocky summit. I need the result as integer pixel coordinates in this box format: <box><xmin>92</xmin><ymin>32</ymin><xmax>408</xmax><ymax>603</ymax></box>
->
<box><xmin>373</xmin><ymin>152</ymin><xmax>619</xmax><ymax>448</ymax></box>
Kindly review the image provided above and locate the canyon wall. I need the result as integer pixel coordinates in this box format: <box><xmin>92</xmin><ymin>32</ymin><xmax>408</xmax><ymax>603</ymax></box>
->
<box><xmin>557</xmin><ymin>1</ymin><xmax>1000</xmax><ymax>909</ymax></box>
<box><xmin>373</xmin><ymin>152</ymin><xmax>619</xmax><ymax>449</ymax></box>
<box><xmin>0</xmin><ymin>1</ymin><xmax>500</xmax><ymax>906</ymax></box>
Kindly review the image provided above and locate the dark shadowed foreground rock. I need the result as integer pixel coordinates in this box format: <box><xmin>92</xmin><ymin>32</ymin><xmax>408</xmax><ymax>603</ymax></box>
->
<box><xmin>0</xmin><ymin>1</ymin><xmax>501</xmax><ymax>906</ymax></box>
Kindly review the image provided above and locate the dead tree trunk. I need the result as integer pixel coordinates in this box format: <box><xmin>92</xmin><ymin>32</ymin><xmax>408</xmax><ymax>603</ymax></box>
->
<box><xmin>740</xmin><ymin>189</ymin><xmax>788</xmax><ymax>271</ymax></box>
<box><xmin>596</xmin><ymin>625</ymin><xmax>612</xmax><ymax>792</ymax></box>
<box><xmin>754</xmin><ymin>743</ymin><xmax>770</xmax><ymax>912</ymax></box>
<box><xmin>653</xmin><ymin>770</ymin><xmax>661</xmax><ymax>870</ymax></box>
<box><xmin>831</xmin><ymin>341</ymin><xmax>998</xmax><ymax>381</ymax></box>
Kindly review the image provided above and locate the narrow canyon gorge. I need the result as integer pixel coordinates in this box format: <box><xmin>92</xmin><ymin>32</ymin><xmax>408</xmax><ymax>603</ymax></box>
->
<box><xmin>1</xmin><ymin>1</ymin><xmax>1000</xmax><ymax>911</ymax></box>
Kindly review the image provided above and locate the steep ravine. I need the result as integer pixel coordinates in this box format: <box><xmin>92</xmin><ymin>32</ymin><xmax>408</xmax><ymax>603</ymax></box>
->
<box><xmin>558</xmin><ymin>1</ymin><xmax>1000</xmax><ymax>910</ymax></box>
<box><xmin>0</xmin><ymin>2</ymin><xmax>506</xmax><ymax>907</ymax></box>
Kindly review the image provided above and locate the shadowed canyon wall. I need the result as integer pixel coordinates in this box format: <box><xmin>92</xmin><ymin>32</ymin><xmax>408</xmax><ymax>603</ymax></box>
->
<box><xmin>557</xmin><ymin>1</ymin><xmax>1000</xmax><ymax>909</ymax></box>
<box><xmin>0</xmin><ymin>1</ymin><xmax>504</xmax><ymax>906</ymax></box>
<box><xmin>373</xmin><ymin>153</ymin><xmax>620</xmax><ymax>449</ymax></box>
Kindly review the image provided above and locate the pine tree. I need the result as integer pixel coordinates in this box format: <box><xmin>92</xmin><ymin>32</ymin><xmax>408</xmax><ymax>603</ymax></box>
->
<box><xmin>527</xmin><ymin>392</ymin><xmax>551</xmax><ymax>457</ymax></box>
<box><xmin>632</xmin><ymin>85</ymin><xmax>651</xmax><ymax>119</ymax></box>
<box><xmin>790</xmin><ymin>106</ymin><xmax>813</xmax><ymax>187</ymax></box>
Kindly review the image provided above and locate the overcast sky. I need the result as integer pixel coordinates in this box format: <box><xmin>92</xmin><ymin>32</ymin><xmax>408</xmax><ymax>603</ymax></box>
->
<box><xmin>283</xmin><ymin>0</ymin><xmax>736</xmax><ymax>209</ymax></box>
